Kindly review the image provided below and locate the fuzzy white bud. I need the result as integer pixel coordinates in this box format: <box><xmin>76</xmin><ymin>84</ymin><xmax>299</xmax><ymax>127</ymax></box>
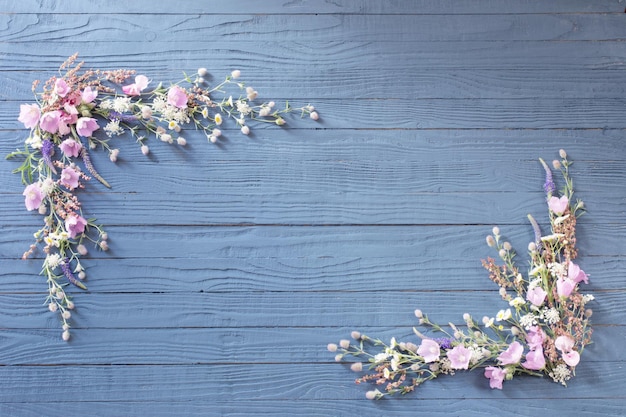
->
<box><xmin>327</xmin><ymin>343</ymin><xmax>338</xmax><ymax>352</ymax></box>
<box><xmin>231</xmin><ymin>70</ymin><xmax>241</xmax><ymax>79</ymax></box>
<box><xmin>141</xmin><ymin>145</ymin><xmax>150</xmax><ymax>155</ymax></box>
<box><xmin>177</xmin><ymin>137</ymin><xmax>187</xmax><ymax>146</ymax></box>
<box><xmin>62</xmin><ymin>330</ymin><xmax>70</xmax><ymax>341</ymax></box>
<box><xmin>350</xmin><ymin>362</ymin><xmax>363</xmax><ymax>372</ymax></box>
<box><xmin>241</xmin><ymin>126</ymin><xmax>250</xmax><ymax>135</ymax></box>
<box><xmin>309</xmin><ymin>111</ymin><xmax>319</xmax><ymax>120</ymax></box>
<box><xmin>339</xmin><ymin>339</ymin><xmax>350</xmax><ymax>349</ymax></box>
<box><xmin>198</xmin><ymin>67</ymin><xmax>208</xmax><ymax>77</ymax></box>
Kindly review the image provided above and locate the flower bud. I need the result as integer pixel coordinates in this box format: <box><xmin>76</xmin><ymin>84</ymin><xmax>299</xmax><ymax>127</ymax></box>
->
<box><xmin>559</xmin><ymin>149</ymin><xmax>567</xmax><ymax>159</ymax></box>
<box><xmin>499</xmin><ymin>249</ymin><xmax>507</xmax><ymax>258</ymax></box>
<box><xmin>585</xmin><ymin>309</ymin><xmax>593</xmax><ymax>318</ymax></box>
<box><xmin>77</xmin><ymin>244</ymin><xmax>88</xmax><ymax>255</ymax></box>
<box><xmin>212</xmin><ymin>128</ymin><xmax>222</xmax><ymax>137</ymax></box>
<box><xmin>100</xmin><ymin>240</ymin><xmax>109</xmax><ymax>251</ymax></box>
<box><xmin>141</xmin><ymin>145</ymin><xmax>150</xmax><ymax>155</ymax></box>
<box><xmin>241</xmin><ymin>125</ymin><xmax>250</xmax><ymax>135</ymax></box>
<box><xmin>462</xmin><ymin>313</ymin><xmax>471</xmax><ymax>322</ymax></box>
<box><xmin>351</xmin><ymin>331</ymin><xmax>361</xmax><ymax>340</ymax></box>
<box><xmin>198</xmin><ymin>67</ymin><xmax>208</xmax><ymax>77</ymax></box>
<box><xmin>552</xmin><ymin>160</ymin><xmax>561</xmax><ymax>169</ymax></box>
<box><xmin>310</xmin><ymin>111</ymin><xmax>319</xmax><ymax>120</ymax></box>
<box><xmin>62</xmin><ymin>330</ymin><xmax>70</xmax><ymax>341</ymax></box>
<box><xmin>492</xmin><ymin>226</ymin><xmax>500</xmax><ymax>236</ymax></box>
<box><xmin>350</xmin><ymin>362</ymin><xmax>363</xmax><ymax>372</ymax></box>
<box><xmin>486</xmin><ymin>235</ymin><xmax>496</xmax><ymax>247</ymax></box>
<box><xmin>528</xmin><ymin>242</ymin><xmax>537</xmax><ymax>252</ymax></box>
<box><xmin>339</xmin><ymin>339</ymin><xmax>350</xmax><ymax>349</ymax></box>
<box><xmin>414</xmin><ymin>309</ymin><xmax>423</xmax><ymax>318</ymax></box>
<box><xmin>177</xmin><ymin>137</ymin><xmax>187</xmax><ymax>146</ymax></box>
<box><xmin>231</xmin><ymin>70</ymin><xmax>241</xmax><ymax>79</ymax></box>
<box><xmin>327</xmin><ymin>343</ymin><xmax>338</xmax><ymax>352</ymax></box>
<box><xmin>503</xmin><ymin>242</ymin><xmax>512</xmax><ymax>251</ymax></box>
<box><xmin>334</xmin><ymin>354</ymin><xmax>342</xmax><ymax>362</ymax></box>
<box><xmin>78</xmin><ymin>271</ymin><xmax>87</xmax><ymax>280</ymax></box>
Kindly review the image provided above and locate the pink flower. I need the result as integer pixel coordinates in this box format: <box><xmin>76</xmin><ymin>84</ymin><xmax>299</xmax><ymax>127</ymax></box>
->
<box><xmin>82</xmin><ymin>86</ymin><xmax>98</xmax><ymax>103</ymax></box>
<box><xmin>39</xmin><ymin>110</ymin><xmax>62</xmax><ymax>134</ymax></box>
<box><xmin>484</xmin><ymin>366</ymin><xmax>507</xmax><ymax>389</ymax></box>
<box><xmin>526</xmin><ymin>326</ymin><xmax>545</xmax><ymax>350</ymax></box>
<box><xmin>562</xmin><ymin>350</ymin><xmax>580</xmax><ymax>367</ymax></box>
<box><xmin>446</xmin><ymin>345</ymin><xmax>471</xmax><ymax>370</ymax></box>
<box><xmin>122</xmin><ymin>75</ymin><xmax>150</xmax><ymax>96</ymax></box>
<box><xmin>497</xmin><ymin>341</ymin><xmax>523</xmax><ymax>365</ymax></box>
<box><xmin>65</xmin><ymin>214</ymin><xmax>87</xmax><ymax>238</ymax></box>
<box><xmin>58</xmin><ymin>111</ymin><xmax>78</xmax><ymax>136</ymax></box>
<box><xmin>23</xmin><ymin>183</ymin><xmax>43</xmax><ymax>211</ymax></box>
<box><xmin>522</xmin><ymin>346</ymin><xmax>546</xmax><ymax>370</ymax></box>
<box><xmin>548</xmin><ymin>195</ymin><xmax>569</xmax><ymax>215</ymax></box>
<box><xmin>60</xmin><ymin>167</ymin><xmax>80</xmax><ymax>190</ymax></box>
<box><xmin>167</xmin><ymin>85</ymin><xmax>188</xmax><ymax>108</ymax></box>
<box><xmin>526</xmin><ymin>286</ymin><xmax>547</xmax><ymax>306</ymax></box>
<box><xmin>416</xmin><ymin>339</ymin><xmax>441</xmax><ymax>363</ymax></box>
<box><xmin>59</xmin><ymin>139</ymin><xmax>83</xmax><ymax>158</ymax></box>
<box><xmin>557</xmin><ymin>278</ymin><xmax>576</xmax><ymax>298</ymax></box>
<box><xmin>76</xmin><ymin>117</ymin><xmax>99</xmax><ymax>137</ymax></box>
<box><xmin>568</xmin><ymin>262</ymin><xmax>588</xmax><ymax>284</ymax></box>
<box><xmin>54</xmin><ymin>78</ymin><xmax>70</xmax><ymax>97</ymax></box>
<box><xmin>18</xmin><ymin>103</ymin><xmax>41</xmax><ymax>129</ymax></box>
<box><xmin>555</xmin><ymin>335</ymin><xmax>575</xmax><ymax>353</ymax></box>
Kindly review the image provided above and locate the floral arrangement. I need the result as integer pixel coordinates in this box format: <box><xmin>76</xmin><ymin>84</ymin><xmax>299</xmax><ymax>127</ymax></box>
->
<box><xmin>329</xmin><ymin>150</ymin><xmax>593</xmax><ymax>398</ymax></box>
<box><xmin>8</xmin><ymin>54</ymin><xmax>318</xmax><ymax>341</ymax></box>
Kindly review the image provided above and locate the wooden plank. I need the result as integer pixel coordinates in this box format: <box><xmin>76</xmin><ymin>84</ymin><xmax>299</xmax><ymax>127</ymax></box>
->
<box><xmin>1</xmin><ymin>399</ymin><xmax>625</xmax><ymax>417</ymax></box>
<box><xmin>0</xmin><ymin>326</ymin><xmax>621</xmax><ymax>365</ymax></box>
<box><xmin>4</xmin><ymin>0</ymin><xmax>624</xmax><ymax>14</ymax></box>
<box><xmin>0</xmin><ymin>289</ymin><xmax>619</xmax><ymax>329</ymax></box>
<box><xmin>2</xmin><ymin>223</ymin><xmax>624</xmax><ymax>261</ymax></box>
<box><xmin>1</xmin><ymin>99</ymin><xmax>625</xmax><ymax>130</ymax></box>
<box><xmin>1</xmin><ymin>255</ymin><xmax>622</xmax><ymax>293</ymax></box>
<box><xmin>4</xmin><ymin>69</ymin><xmax>626</xmax><ymax>101</ymax></box>
<box><xmin>0</xmin><ymin>361</ymin><xmax>622</xmax><ymax>402</ymax></box>
<box><xmin>2</xmin><ymin>14</ymin><xmax>625</xmax><ymax>43</ymax></box>
<box><xmin>0</xmin><ymin>41</ymin><xmax>625</xmax><ymax>72</ymax></box>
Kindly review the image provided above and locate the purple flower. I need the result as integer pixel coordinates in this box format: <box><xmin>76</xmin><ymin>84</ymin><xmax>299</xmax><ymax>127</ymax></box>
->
<box><xmin>76</xmin><ymin>117</ymin><xmax>99</xmax><ymax>137</ymax></box>
<box><xmin>562</xmin><ymin>351</ymin><xmax>580</xmax><ymax>367</ymax></box>
<box><xmin>167</xmin><ymin>85</ymin><xmax>188</xmax><ymax>108</ymax></box>
<box><xmin>497</xmin><ymin>341</ymin><xmax>523</xmax><ymax>365</ymax></box>
<box><xmin>64</xmin><ymin>214</ymin><xmax>87</xmax><ymax>238</ymax></box>
<box><xmin>446</xmin><ymin>345</ymin><xmax>471</xmax><ymax>370</ymax></box>
<box><xmin>109</xmin><ymin>111</ymin><xmax>138</xmax><ymax>122</ymax></box>
<box><xmin>434</xmin><ymin>337</ymin><xmax>453</xmax><ymax>350</ymax></box>
<box><xmin>60</xmin><ymin>167</ymin><xmax>80</xmax><ymax>190</ymax></box>
<box><xmin>18</xmin><ymin>103</ymin><xmax>41</xmax><ymax>129</ymax></box>
<box><xmin>40</xmin><ymin>110</ymin><xmax>62</xmax><ymax>134</ymax></box>
<box><xmin>60</xmin><ymin>258</ymin><xmax>87</xmax><ymax>290</ymax></box>
<box><xmin>522</xmin><ymin>346</ymin><xmax>546</xmax><ymax>370</ymax></box>
<box><xmin>23</xmin><ymin>183</ymin><xmax>43</xmax><ymax>211</ymax></box>
<box><xmin>59</xmin><ymin>138</ymin><xmax>83</xmax><ymax>158</ymax></box>
<box><xmin>416</xmin><ymin>339</ymin><xmax>441</xmax><ymax>363</ymax></box>
<box><xmin>527</xmin><ymin>214</ymin><xmax>542</xmax><ymax>252</ymax></box>
<box><xmin>41</xmin><ymin>139</ymin><xmax>57</xmax><ymax>173</ymax></box>
<box><xmin>484</xmin><ymin>366</ymin><xmax>506</xmax><ymax>389</ymax></box>
<box><xmin>526</xmin><ymin>286</ymin><xmax>547</xmax><ymax>307</ymax></box>
<box><xmin>539</xmin><ymin>158</ymin><xmax>556</xmax><ymax>196</ymax></box>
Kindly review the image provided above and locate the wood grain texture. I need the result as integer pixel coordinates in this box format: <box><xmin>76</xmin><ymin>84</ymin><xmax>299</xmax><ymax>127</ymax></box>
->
<box><xmin>1</xmin><ymin>0</ymin><xmax>625</xmax><ymax>415</ymax></box>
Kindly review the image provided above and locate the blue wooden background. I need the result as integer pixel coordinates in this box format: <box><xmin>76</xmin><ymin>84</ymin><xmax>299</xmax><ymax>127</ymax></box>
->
<box><xmin>1</xmin><ymin>1</ymin><xmax>625</xmax><ymax>415</ymax></box>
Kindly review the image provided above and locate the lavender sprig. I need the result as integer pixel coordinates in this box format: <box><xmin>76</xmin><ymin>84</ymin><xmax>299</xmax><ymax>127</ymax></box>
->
<box><xmin>41</xmin><ymin>139</ymin><xmax>57</xmax><ymax>174</ymax></box>
<box><xmin>539</xmin><ymin>158</ymin><xmax>556</xmax><ymax>197</ymax></box>
<box><xmin>60</xmin><ymin>258</ymin><xmax>87</xmax><ymax>290</ymax></box>
<box><xmin>81</xmin><ymin>147</ymin><xmax>111</xmax><ymax>188</ymax></box>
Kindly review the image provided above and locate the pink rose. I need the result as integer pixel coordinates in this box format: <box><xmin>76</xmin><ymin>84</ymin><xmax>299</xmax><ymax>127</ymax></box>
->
<box><xmin>18</xmin><ymin>103</ymin><xmax>41</xmax><ymax>129</ymax></box>
<box><xmin>526</xmin><ymin>286</ymin><xmax>547</xmax><ymax>307</ymax></box>
<box><xmin>60</xmin><ymin>167</ymin><xmax>80</xmax><ymax>190</ymax></box>
<box><xmin>65</xmin><ymin>214</ymin><xmax>88</xmax><ymax>238</ymax></box>
<box><xmin>39</xmin><ymin>110</ymin><xmax>62</xmax><ymax>134</ymax></box>
<box><xmin>484</xmin><ymin>366</ymin><xmax>506</xmax><ymax>390</ymax></box>
<box><xmin>23</xmin><ymin>183</ymin><xmax>44</xmax><ymax>211</ymax></box>
<box><xmin>446</xmin><ymin>345</ymin><xmax>471</xmax><ymax>370</ymax></box>
<box><xmin>167</xmin><ymin>85</ymin><xmax>188</xmax><ymax>108</ymax></box>
<box><xmin>548</xmin><ymin>195</ymin><xmax>569</xmax><ymax>215</ymax></box>
<box><xmin>59</xmin><ymin>139</ymin><xmax>83</xmax><ymax>158</ymax></box>
<box><xmin>76</xmin><ymin>117</ymin><xmax>99</xmax><ymax>137</ymax></box>
<box><xmin>556</xmin><ymin>277</ymin><xmax>576</xmax><ymax>298</ymax></box>
<box><xmin>122</xmin><ymin>75</ymin><xmax>150</xmax><ymax>96</ymax></box>
<box><xmin>522</xmin><ymin>346</ymin><xmax>546</xmax><ymax>370</ymax></box>
<box><xmin>568</xmin><ymin>262</ymin><xmax>588</xmax><ymax>284</ymax></box>
<box><xmin>416</xmin><ymin>339</ymin><xmax>441</xmax><ymax>363</ymax></box>
<box><xmin>497</xmin><ymin>341</ymin><xmax>523</xmax><ymax>365</ymax></box>
<box><xmin>54</xmin><ymin>78</ymin><xmax>70</xmax><ymax>97</ymax></box>
<box><xmin>82</xmin><ymin>86</ymin><xmax>98</xmax><ymax>103</ymax></box>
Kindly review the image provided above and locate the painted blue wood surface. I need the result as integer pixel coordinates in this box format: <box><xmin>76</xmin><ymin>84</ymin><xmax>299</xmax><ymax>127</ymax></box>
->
<box><xmin>1</xmin><ymin>1</ymin><xmax>625</xmax><ymax>416</ymax></box>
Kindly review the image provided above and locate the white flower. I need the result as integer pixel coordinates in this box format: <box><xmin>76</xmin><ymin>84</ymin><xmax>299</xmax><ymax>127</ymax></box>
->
<box><xmin>112</xmin><ymin>97</ymin><xmax>131</xmax><ymax>113</ymax></box>
<box><xmin>582</xmin><ymin>294</ymin><xmax>595</xmax><ymax>304</ymax></box>
<box><xmin>509</xmin><ymin>297</ymin><xmax>526</xmax><ymax>308</ymax></box>
<box><xmin>25</xmin><ymin>134</ymin><xmax>43</xmax><ymax>149</ymax></box>
<box><xmin>104</xmin><ymin>120</ymin><xmax>124</xmax><ymax>137</ymax></box>
<box><xmin>482</xmin><ymin>316</ymin><xmax>494</xmax><ymax>328</ymax></box>
<box><xmin>236</xmin><ymin>100</ymin><xmax>251</xmax><ymax>115</ymax></box>
<box><xmin>543</xmin><ymin>308</ymin><xmax>560</xmax><ymax>324</ymax></box>
<box><xmin>549</xmin><ymin>363</ymin><xmax>572</xmax><ymax>386</ymax></box>
<box><xmin>100</xmin><ymin>99</ymin><xmax>114</xmax><ymax>109</ymax></box>
<box><xmin>519</xmin><ymin>313</ymin><xmax>537</xmax><ymax>329</ymax></box>
<box><xmin>45</xmin><ymin>253</ymin><xmax>62</xmax><ymax>269</ymax></box>
<box><xmin>40</xmin><ymin>177</ymin><xmax>56</xmax><ymax>195</ymax></box>
<box><xmin>496</xmin><ymin>309</ymin><xmax>512</xmax><ymax>322</ymax></box>
<box><xmin>374</xmin><ymin>353</ymin><xmax>389</xmax><ymax>363</ymax></box>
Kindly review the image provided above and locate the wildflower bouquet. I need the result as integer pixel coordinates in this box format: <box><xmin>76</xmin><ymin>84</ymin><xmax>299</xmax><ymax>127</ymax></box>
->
<box><xmin>8</xmin><ymin>54</ymin><xmax>318</xmax><ymax>340</ymax></box>
<box><xmin>329</xmin><ymin>150</ymin><xmax>593</xmax><ymax>398</ymax></box>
